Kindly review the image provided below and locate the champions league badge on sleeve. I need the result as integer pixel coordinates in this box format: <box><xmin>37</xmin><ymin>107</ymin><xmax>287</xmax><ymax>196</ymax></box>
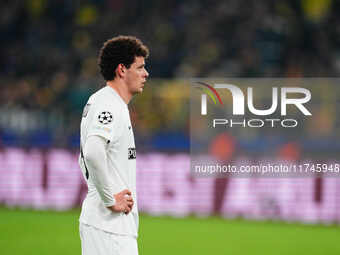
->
<box><xmin>98</xmin><ymin>111</ymin><xmax>113</xmax><ymax>124</ymax></box>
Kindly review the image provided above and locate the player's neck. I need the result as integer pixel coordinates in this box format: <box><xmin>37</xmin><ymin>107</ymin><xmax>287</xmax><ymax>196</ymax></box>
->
<box><xmin>106</xmin><ymin>80</ymin><xmax>132</xmax><ymax>104</ymax></box>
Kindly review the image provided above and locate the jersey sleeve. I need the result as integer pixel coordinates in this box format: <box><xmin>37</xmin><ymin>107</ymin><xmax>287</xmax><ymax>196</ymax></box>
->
<box><xmin>86</xmin><ymin>103</ymin><xmax>124</xmax><ymax>143</ymax></box>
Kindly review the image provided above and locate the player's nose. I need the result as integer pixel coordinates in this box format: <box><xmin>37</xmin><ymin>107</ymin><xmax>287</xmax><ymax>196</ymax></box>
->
<box><xmin>144</xmin><ymin>69</ymin><xmax>149</xmax><ymax>78</ymax></box>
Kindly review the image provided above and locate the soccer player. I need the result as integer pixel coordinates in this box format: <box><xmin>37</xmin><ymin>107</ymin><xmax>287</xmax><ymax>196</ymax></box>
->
<box><xmin>78</xmin><ymin>36</ymin><xmax>149</xmax><ymax>255</ymax></box>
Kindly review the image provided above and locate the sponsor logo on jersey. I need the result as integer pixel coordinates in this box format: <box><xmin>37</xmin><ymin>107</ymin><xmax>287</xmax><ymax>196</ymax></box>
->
<box><xmin>128</xmin><ymin>148</ymin><xmax>136</xmax><ymax>159</ymax></box>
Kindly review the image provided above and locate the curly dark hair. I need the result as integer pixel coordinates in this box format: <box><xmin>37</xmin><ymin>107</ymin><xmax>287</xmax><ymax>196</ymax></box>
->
<box><xmin>98</xmin><ymin>35</ymin><xmax>149</xmax><ymax>81</ymax></box>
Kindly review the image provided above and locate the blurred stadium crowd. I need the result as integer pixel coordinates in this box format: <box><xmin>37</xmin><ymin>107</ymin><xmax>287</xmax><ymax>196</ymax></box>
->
<box><xmin>1</xmin><ymin>0</ymin><xmax>340</xmax><ymax>150</ymax></box>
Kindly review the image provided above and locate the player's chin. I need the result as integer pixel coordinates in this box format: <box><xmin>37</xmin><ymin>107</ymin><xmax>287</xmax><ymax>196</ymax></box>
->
<box><xmin>132</xmin><ymin>88</ymin><xmax>143</xmax><ymax>95</ymax></box>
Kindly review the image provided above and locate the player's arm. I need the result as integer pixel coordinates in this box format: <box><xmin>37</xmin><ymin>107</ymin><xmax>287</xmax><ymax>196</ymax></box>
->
<box><xmin>83</xmin><ymin>135</ymin><xmax>133</xmax><ymax>214</ymax></box>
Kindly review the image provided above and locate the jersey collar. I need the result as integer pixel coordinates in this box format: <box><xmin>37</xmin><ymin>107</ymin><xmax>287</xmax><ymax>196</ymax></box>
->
<box><xmin>106</xmin><ymin>85</ymin><xmax>128</xmax><ymax>106</ymax></box>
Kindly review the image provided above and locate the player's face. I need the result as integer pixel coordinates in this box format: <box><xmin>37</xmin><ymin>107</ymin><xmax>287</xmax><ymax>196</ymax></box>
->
<box><xmin>125</xmin><ymin>56</ymin><xmax>149</xmax><ymax>95</ymax></box>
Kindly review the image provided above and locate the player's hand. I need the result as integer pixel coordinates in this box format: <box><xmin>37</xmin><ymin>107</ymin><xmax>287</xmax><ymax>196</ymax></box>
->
<box><xmin>108</xmin><ymin>189</ymin><xmax>134</xmax><ymax>214</ymax></box>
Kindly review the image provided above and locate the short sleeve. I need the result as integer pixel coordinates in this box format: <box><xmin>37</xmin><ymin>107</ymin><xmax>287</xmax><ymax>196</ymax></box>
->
<box><xmin>86</xmin><ymin>104</ymin><xmax>124</xmax><ymax>143</ymax></box>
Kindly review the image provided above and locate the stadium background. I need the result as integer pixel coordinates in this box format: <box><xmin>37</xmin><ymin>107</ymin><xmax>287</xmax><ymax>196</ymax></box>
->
<box><xmin>1</xmin><ymin>0</ymin><xmax>340</xmax><ymax>254</ymax></box>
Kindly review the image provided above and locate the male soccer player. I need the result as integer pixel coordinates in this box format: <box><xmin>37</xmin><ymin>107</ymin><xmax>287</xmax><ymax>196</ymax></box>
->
<box><xmin>78</xmin><ymin>36</ymin><xmax>149</xmax><ymax>255</ymax></box>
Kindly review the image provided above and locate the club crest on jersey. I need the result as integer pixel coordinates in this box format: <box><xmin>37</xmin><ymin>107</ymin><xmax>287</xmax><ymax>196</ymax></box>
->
<box><xmin>128</xmin><ymin>148</ymin><xmax>136</xmax><ymax>160</ymax></box>
<box><xmin>98</xmin><ymin>111</ymin><xmax>113</xmax><ymax>124</ymax></box>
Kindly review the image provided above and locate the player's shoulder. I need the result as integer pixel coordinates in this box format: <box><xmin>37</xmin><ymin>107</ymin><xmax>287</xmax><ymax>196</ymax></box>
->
<box><xmin>89</xmin><ymin>86</ymin><xmax>122</xmax><ymax>109</ymax></box>
<box><xmin>87</xmin><ymin>87</ymin><xmax>126</xmax><ymax>125</ymax></box>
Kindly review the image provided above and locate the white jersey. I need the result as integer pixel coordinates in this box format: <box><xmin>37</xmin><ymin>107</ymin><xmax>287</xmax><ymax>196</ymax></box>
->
<box><xmin>79</xmin><ymin>85</ymin><xmax>138</xmax><ymax>237</ymax></box>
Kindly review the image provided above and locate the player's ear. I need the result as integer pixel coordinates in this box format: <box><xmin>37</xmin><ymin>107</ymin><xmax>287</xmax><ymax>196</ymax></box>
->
<box><xmin>116</xmin><ymin>63</ymin><xmax>125</xmax><ymax>78</ymax></box>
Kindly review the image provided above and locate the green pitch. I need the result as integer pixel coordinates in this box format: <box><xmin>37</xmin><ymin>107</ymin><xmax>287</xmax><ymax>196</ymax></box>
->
<box><xmin>1</xmin><ymin>206</ymin><xmax>340</xmax><ymax>255</ymax></box>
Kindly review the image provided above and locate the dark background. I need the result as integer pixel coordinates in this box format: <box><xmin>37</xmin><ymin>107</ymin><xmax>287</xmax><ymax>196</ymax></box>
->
<box><xmin>1</xmin><ymin>0</ymin><xmax>340</xmax><ymax>150</ymax></box>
